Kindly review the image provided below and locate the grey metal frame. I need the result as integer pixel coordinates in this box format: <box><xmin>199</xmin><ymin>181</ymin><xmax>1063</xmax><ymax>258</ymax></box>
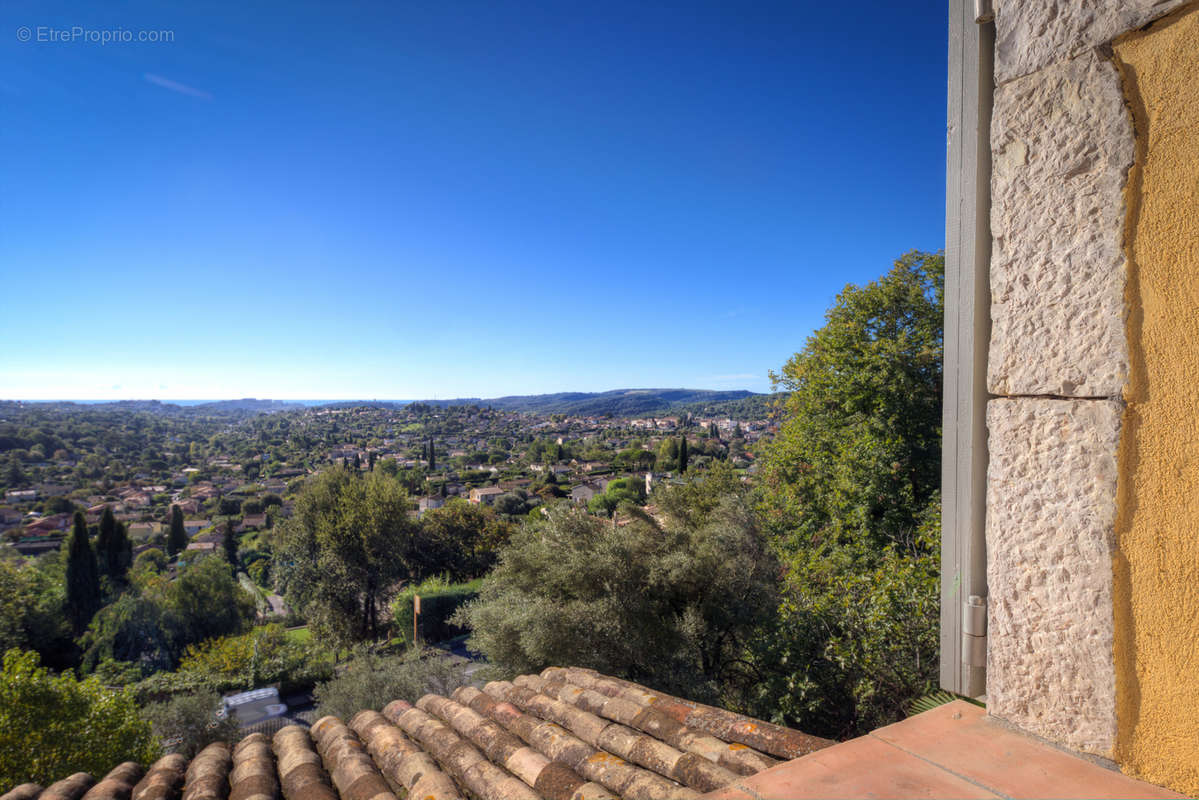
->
<box><xmin>941</xmin><ymin>0</ymin><xmax>993</xmax><ymax>698</ymax></box>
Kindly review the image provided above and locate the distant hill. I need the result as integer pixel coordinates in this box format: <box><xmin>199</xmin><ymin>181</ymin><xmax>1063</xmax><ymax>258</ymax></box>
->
<box><xmin>0</xmin><ymin>398</ymin><xmax>304</xmax><ymax>418</ymax></box>
<box><xmin>186</xmin><ymin>398</ymin><xmax>305</xmax><ymax>414</ymax></box>
<box><xmin>1</xmin><ymin>391</ymin><xmax>774</xmax><ymax>420</ymax></box>
<box><xmin>418</xmin><ymin>388</ymin><xmax>764</xmax><ymax>417</ymax></box>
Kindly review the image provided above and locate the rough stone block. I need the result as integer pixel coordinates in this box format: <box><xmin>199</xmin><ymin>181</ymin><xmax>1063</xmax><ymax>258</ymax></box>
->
<box><xmin>993</xmin><ymin>0</ymin><xmax>1188</xmax><ymax>83</ymax></box>
<box><xmin>989</xmin><ymin>50</ymin><xmax>1133</xmax><ymax>397</ymax></box>
<box><xmin>985</xmin><ymin>398</ymin><xmax>1120</xmax><ymax>757</ymax></box>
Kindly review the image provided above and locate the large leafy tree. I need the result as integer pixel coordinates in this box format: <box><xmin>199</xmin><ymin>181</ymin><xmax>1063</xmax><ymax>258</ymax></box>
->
<box><xmin>458</xmin><ymin>463</ymin><xmax>778</xmax><ymax>706</ymax></box>
<box><xmin>80</xmin><ymin>556</ymin><xmax>255</xmax><ymax>674</ymax></box>
<box><xmin>760</xmin><ymin>250</ymin><xmax>943</xmax><ymax>549</ymax></box>
<box><xmin>65</xmin><ymin>512</ymin><xmax>101</xmax><ymax>633</ymax></box>
<box><xmin>411</xmin><ymin>500</ymin><xmax>514</xmax><ymax>582</ymax></box>
<box><xmin>0</xmin><ymin>649</ymin><xmax>158</xmax><ymax>791</ymax></box>
<box><xmin>0</xmin><ymin>560</ymin><xmax>75</xmax><ymax>671</ymax></box>
<box><xmin>754</xmin><ymin>250</ymin><xmax>943</xmax><ymax>738</ymax></box>
<box><xmin>275</xmin><ymin>469</ymin><xmax>416</xmax><ymax>647</ymax></box>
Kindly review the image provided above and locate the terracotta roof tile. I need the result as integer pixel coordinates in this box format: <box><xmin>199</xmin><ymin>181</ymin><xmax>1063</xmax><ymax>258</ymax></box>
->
<box><xmin>83</xmin><ymin>763</ymin><xmax>143</xmax><ymax>800</ymax></box>
<box><xmin>1</xmin><ymin>668</ymin><xmax>834</xmax><ymax>800</ymax></box>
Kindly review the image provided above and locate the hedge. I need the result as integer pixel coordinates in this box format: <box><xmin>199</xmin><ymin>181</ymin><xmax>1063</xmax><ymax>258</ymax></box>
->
<box><xmin>392</xmin><ymin>577</ymin><xmax>483</xmax><ymax>644</ymax></box>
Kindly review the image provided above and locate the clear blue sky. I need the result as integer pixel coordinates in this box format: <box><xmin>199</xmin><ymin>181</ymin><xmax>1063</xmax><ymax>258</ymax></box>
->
<box><xmin>1</xmin><ymin>0</ymin><xmax>946</xmax><ymax>401</ymax></box>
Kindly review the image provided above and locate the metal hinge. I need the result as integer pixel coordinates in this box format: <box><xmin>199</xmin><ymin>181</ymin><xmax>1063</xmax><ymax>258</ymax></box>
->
<box><xmin>974</xmin><ymin>0</ymin><xmax>994</xmax><ymax>24</ymax></box>
<box><xmin>962</xmin><ymin>594</ymin><xmax>987</xmax><ymax>666</ymax></box>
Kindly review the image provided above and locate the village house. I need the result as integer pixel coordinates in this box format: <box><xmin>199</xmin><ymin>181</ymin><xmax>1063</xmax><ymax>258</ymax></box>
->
<box><xmin>569</xmin><ymin>483</ymin><xmax>601</xmax><ymax>504</ymax></box>
<box><xmin>126</xmin><ymin>522</ymin><xmax>160</xmax><ymax>541</ymax></box>
<box><xmin>468</xmin><ymin>487</ymin><xmax>504</xmax><ymax>506</ymax></box>
<box><xmin>417</xmin><ymin>496</ymin><xmax>444</xmax><ymax>515</ymax></box>
<box><xmin>172</xmin><ymin>498</ymin><xmax>202</xmax><ymax>515</ymax></box>
<box><xmin>237</xmin><ymin>514</ymin><xmax>267</xmax><ymax>533</ymax></box>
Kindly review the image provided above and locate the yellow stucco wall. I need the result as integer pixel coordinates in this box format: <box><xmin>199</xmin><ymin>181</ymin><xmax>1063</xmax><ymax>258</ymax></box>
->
<box><xmin>1112</xmin><ymin>6</ymin><xmax>1199</xmax><ymax>795</ymax></box>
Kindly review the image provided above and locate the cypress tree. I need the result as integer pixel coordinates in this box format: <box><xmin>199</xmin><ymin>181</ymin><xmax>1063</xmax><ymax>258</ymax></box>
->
<box><xmin>167</xmin><ymin>504</ymin><xmax>188</xmax><ymax>558</ymax></box>
<box><xmin>353</xmin><ymin>453</ymin><xmax>362</xmax><ymax>471</ymax></box>
<box><xmin>96</xmin><ymin>505</ymin><xmax>116</xmax><ymax>576</ymax></box>
<box><xmin>368</xmin><ymin>451</ymin><xmax>376</xmax><ymax>472</ymax></box>
<box><xmin>223</xmin><ymin>519</ymin><xmax>239</xmax><ymax>569</ymax></box>
<box><xmin>65</xmin><ymin>511</ymin><xmax>101</xmax><ymax>632</ymax></box>
<box><xmin>678</xmin><ymin>436</ymin><xmax>689</xmax><ymax>474</ymax></box>
<box><xmin>111</xmin><ymin>520</ymin><xmax>132</xmax><ymax>582</ymax></box>
<box><xmin>428</xmin><ymin>440</ymin><xmax>435</xmax><ymax>470</ymax></box>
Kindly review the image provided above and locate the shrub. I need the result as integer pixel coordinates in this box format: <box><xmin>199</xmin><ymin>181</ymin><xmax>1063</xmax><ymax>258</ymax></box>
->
<box><xmin>312</xmin><ymin>646</ymin><xmax>467</xmax><ymax>721</ymax></box>
<box><xmin>0</xmin><ymin>649</ymin><xmax>158</xmax><ymax>791</ymax></box>
<box><xmin>132</xmin><ymin>548</ymin><xmax>167</xmax><ymax>574</ymax></box>
<box><xmin>175</xmin><ymin>624</ymin><xmax>333</xmax><ymax>695</ymax></box>
<box><xmin>141</xmin><ymin>689</ymin><xmax>239</xmax><ymax>758</ymax></box>
<box><xmin>455</xmin><ymin>468</ymin><xmax>778</xmax><ymax>706</ymax></box>
<box><xmin>391</xmin><ymin>576</ymin><xmax>482</xmax><ymax>645</ymax></box>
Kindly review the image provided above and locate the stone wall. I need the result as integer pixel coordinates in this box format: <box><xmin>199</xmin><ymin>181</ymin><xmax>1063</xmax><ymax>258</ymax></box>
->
<box><xmin>984</xmin><ymin>0</ymin><xmax>1189</xmax><ymax>764</ymax></box>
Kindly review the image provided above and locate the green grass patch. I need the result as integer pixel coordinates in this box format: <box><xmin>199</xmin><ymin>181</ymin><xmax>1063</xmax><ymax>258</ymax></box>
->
<box><xmin>285</xmin><ymin>625</ymin><xmax>311</xmax><ymax>645</ymax></box>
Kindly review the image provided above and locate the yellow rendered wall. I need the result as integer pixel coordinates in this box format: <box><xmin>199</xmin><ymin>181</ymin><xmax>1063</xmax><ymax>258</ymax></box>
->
<box><xmin>1112</xmin><ymin>6</ymin><xmax>1199</xmax><ymax>795</ymax></box>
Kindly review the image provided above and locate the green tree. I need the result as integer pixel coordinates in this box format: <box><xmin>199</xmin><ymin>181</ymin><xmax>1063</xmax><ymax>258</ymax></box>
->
<box><xmin>96</xmin><ymin>506</ymin><xmax>116</xmax><ymax>573</ymax></box>
<box><xmin>65</xmin><ymin>512</ymin><xmax>101</xmax><ymax>633</ymax></box>
<box><xmin>413</xmin><ymin>500</ymin><xmax>514</xmax><ymax>581</ymax></box>
<box><xmin>109</xmin><ymin>521</ymin><xmax>132</xmax><ymax>585</ymax></box>
<box><xmin>222</xmin><ymin>520</ymin><xmax>239</xmax><ymax>568</ymax></box>
<box><xmin>169</xmin><ymin>556</ymin><xmax>257</xmax><ymax>648</ymax></box>
<box><xmin>95</xmin><ymin>507</ymin><xmax>130</xmax><ymax>584</ymax></box>
<box><xmin>678</xmin><ymin>436</ymin><xmax>689</xmax><ymax>474</ymax></box>
<box><xmin>167</xmin><ymin>505</ymin><xmax>188</xmax><ymax>558</ymax></box>
<box><xmin>275</xmin><ymin>469</ymin><xmax>416</xmax><ymax>647</ymax></box>
<box><xmin>132</xmin><ymin>548</ymin><xmax>167</xmax><ymax>575</ymax></box>
<box><xmin>0</xmin><ymin>649</ymin><xmax>158</xmax><ymax>790</ymax></box>
<box><xmin>81</xmin><ymin>556</ymin><xmax>255</xmax><ymax>673</ymax></box>
<box><xmin>3</xmin><ymin>455</ymin><xmax>26</xmax><ymax>489</ymax></box>
<box><xmin>755</xmin><ymin>250</ymin><xmax>944</xmax><ymax>737</ymax></box>
<box><xmin>0</xmin><ymin>560</ymin><xmax>74</xmax><ymax>671</ymax></box>
<box><xmin>657</xmin><ymin>437</ymin><xmax>678</xmax><ymax>472</ymax></box>
<box><xmin>456</xmin><ymin>467</ymin><xmax>778</xmax><ymax>705</ymax></box>
<box><xmin>427</xmin><ymin>439</ymin><xmax>435</xmax><ymax>470</ymax></box>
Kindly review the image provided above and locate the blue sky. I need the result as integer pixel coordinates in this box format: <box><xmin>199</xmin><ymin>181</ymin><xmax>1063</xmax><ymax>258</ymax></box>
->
<box><xmin>1</xmin><ymin>1</ymin><xmax>946</xmax><ymax>401</ymax></box>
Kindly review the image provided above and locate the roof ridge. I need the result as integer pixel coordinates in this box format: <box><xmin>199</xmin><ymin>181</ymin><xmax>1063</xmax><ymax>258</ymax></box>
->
<box><xmin>540</xmin><ymin>667</ymin><xmax>833</xmax><ymax>761</ymax></box>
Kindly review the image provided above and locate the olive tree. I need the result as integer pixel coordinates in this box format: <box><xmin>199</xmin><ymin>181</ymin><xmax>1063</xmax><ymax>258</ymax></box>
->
<box><xmin>456</xmin><ymin>463</ymin><xmax>778</xmax><ymax>706</ymax></box>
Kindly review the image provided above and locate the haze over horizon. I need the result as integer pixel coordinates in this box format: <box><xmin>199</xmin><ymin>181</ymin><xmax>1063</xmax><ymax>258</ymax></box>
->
<box><xmin>4</xmin><ymin>386</ymin><xmax>769</xmax><ymax>404</ymax></box>
<box><xmin>2</xmin><ymin>0</ymin><xmax>945</xmax><ymax>400</ymax></box>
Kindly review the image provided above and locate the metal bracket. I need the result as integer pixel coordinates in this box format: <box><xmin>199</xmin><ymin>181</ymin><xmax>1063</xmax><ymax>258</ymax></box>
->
<box><xmin>974</xmin><ymin>0</ymin><xmax>994</xmax><ymax>24</ymax></box>
<box><xmin>962</xmin><ymin>594</ymin><xmax>987</xmax><ymax>666</ymax></box>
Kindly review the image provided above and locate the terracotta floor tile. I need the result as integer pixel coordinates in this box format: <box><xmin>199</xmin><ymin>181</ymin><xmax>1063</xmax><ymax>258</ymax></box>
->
<box><xmin>701</xmin><ymin>701</ymin><xmax>1185</xmax><ymax>800</ymax></box>
<box><xmin>702</xmin><ymin>734</ymin><xmax>1001</xmax><ymax>799</ymax></box>
<box><xmin>869</xmin><ymin>702</ymin><xmax>1184</xmax><ymax>800</ymax></box>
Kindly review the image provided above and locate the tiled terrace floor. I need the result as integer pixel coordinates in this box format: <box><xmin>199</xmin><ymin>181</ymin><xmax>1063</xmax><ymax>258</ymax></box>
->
<box><xmin>703</xmin><ymin>701</ymin><xmax>1185</xmax><ymax>800</ymax></box>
